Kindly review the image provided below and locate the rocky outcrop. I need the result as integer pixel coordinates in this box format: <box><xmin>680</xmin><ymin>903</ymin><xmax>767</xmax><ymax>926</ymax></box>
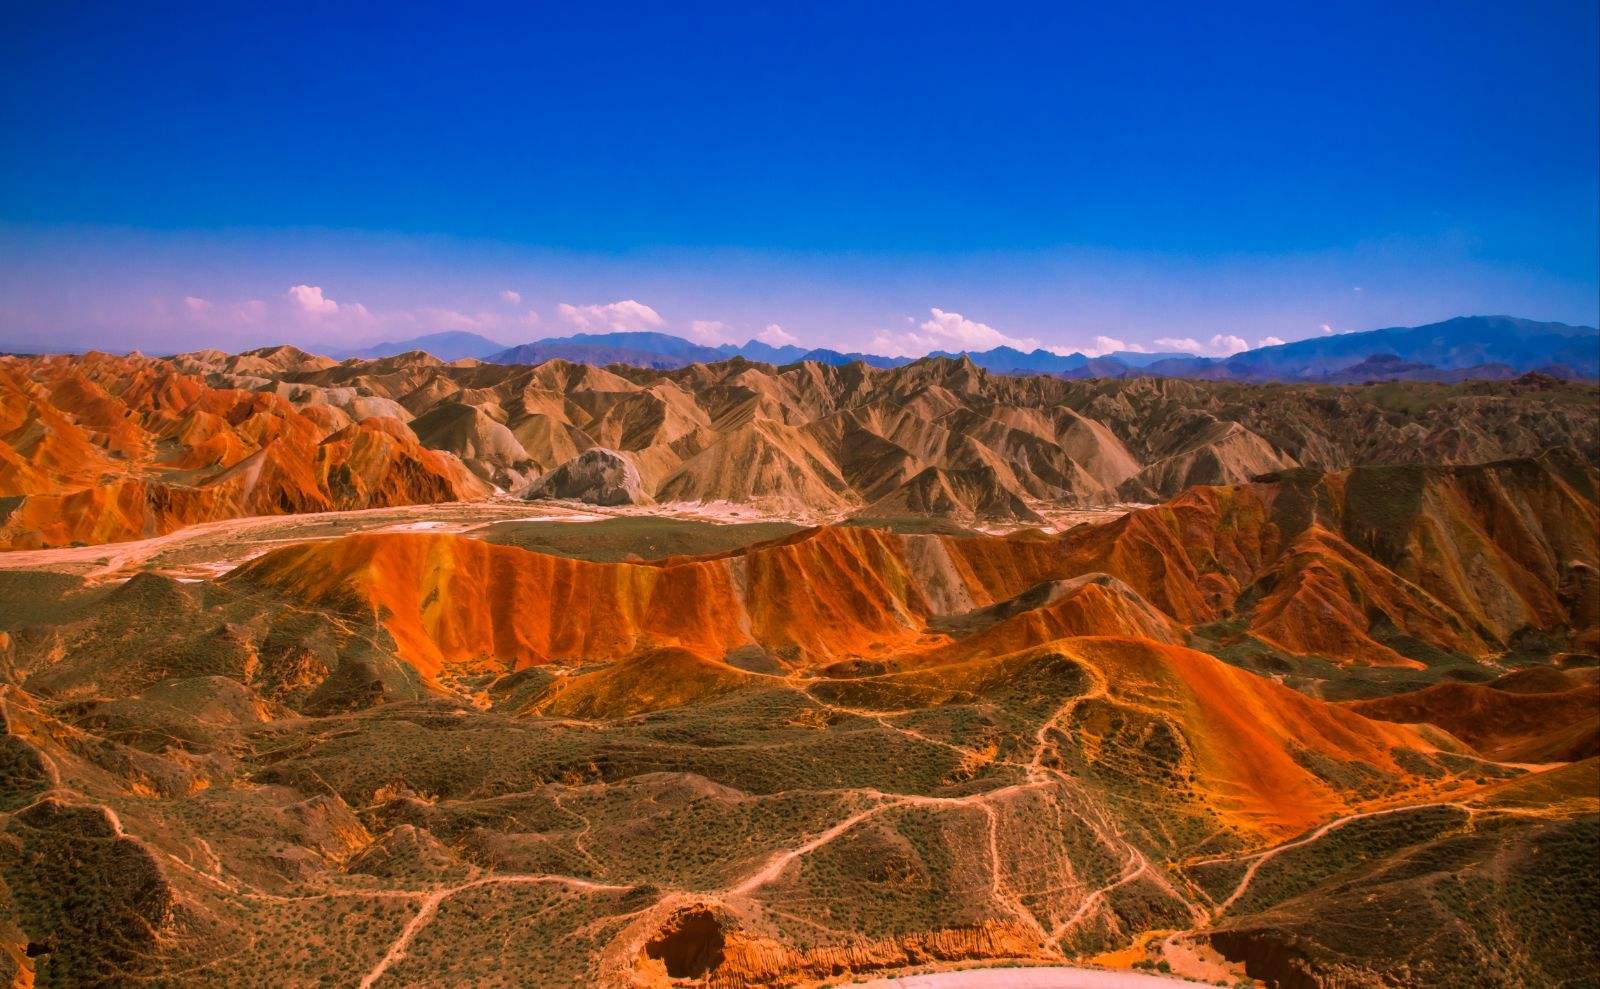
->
<box><xmin>527</xmin><ymin>447</ymin><xmax>651</xmax><ymax>506</ymax></box>
<box><xmin>613</xmin><ymin>902</ymin><xmax>1048</xmax><ymax>989</ymax></box>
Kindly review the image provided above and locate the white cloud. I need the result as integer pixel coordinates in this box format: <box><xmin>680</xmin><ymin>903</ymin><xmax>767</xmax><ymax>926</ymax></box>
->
<box><xmin>281</xmin><ymin>285</ymin><xmax>384</xmax><ymax>337</ymax></box>
<box><xmin>1081</xmin><ymin>335</ymin><xmax>1150</xmax><ymax>357</ymax></box>
<box><xmin>923</xmin><ymin>308</ymin><xmax>1017</xmax><ymax>349</ymax></box>
<box><xmin>1154</xmin><ymin>334</ymin><xmax>1249</xmax><ymax>357</ymax></box>
<box><xmin>286</xmin><ymin>284</ymin><xmax>341</xmax><ymax>315</ymax></box>
<box><xmin>282</xmin><ymin>284</ymin><xmax>372</xmax><ymax>325</ymax></box>
<box><xmin>869</xmin><ymin>307</ymin><xmax>1046</xmax><ymax>358</ymax></box>
<box><xmin>1353</xmin><ymin>286</ymin><xmax>1364</xmax><ymax>293</ymax></box>
<box><xmin>175</xmin><ymin>284</ymin><xmax>548</xmax><ymax>351</ymax></box>
<box><xmin>1083</xmin><ymin>335</ymin><xmax>1127</xmax><ymax>357</ymax></box>
<box><xmin>500</xmin><ymin>290</ymin><xmax>522</xmax><ymax>305</ymax></box>
<box><xmin>758</xmin><ymin>323</ymin><xmax>797</xmax><ymax>347</ymax></box>
<box><xmin>1320</xmin><ymin>323</ymin><xmax>1336</xmax><ymax>335</ymax></box>
<box><xmin>1258</xmin><ymin>336</ymin><xmax>1286</xmax><ymax>348</ymax></box>
<box><xmin>687</xmin><ymin>319</ymin><xmax>736</xmax><ymax>345</ymax></box>
<box><xmin>557</xmin><ymin>299</ymin><xmax>664</xmax><ymax>333</ymax></box>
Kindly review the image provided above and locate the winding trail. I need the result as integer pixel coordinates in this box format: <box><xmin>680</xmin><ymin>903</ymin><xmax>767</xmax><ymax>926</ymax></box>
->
<box><xmin>729</xmin><ymin>803</ymin><xmax>900</xmax><ymax>896</ymax></box>
<box><xmin>358</xmin><ymin>873</ymin><xmax>630</xmax><ymax>988</ymax></box>
<box><xmin>1207</xmin><ymin>800</ymin><xmax>1468</xmax><ymax>913</ymax></box>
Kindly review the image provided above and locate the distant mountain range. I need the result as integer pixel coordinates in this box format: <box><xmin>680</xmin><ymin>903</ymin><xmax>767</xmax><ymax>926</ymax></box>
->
<box><xmin>483</xmin><ymin>331</ymin><xmax>906</xmax><ymax>369</ymax></box>
<box><xmin>333</xmin><ymin>330</ymin><xmax>511</xmax><ymax>362</ymax></box>
<box><xmin>1135</xmin><ymin>316</ymin><xmax>1599</xmax><ymax>381</ymax></box>
<box><xmin>313</xmin><ymin>315</ymin><xmax>1600</xmax><ymax>381</ymax></box>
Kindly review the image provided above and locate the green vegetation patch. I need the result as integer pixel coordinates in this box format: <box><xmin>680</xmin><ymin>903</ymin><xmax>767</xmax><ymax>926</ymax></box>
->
<box><xmin>1225</xmin><ymin>804</ymin><xmax>1471</xmax><ymax>917</ymax></box>
<box><xmin>474</xmin><ymin>516</ymin><xmax>803</xmax><ymax>562</ymax></box>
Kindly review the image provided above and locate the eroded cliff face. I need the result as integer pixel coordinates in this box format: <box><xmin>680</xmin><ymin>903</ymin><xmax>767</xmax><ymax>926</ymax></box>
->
<box><xmin>1059</xmin><ymin>453</ymin><xmax>1600</xmax><ymax>661</ymax></box>
<box><xmin>226</xmin><ymin>525</ymin><xmax>1071</xmax><ymax>677</ymax></box>
<box><xmin>612</xmin><ymin>900</ymin><xmax>1047</xmax><ymax>988</ymax></box>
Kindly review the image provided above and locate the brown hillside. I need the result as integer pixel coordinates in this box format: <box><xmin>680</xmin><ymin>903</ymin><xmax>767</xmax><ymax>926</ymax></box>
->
<box><xmin>8</xmin><ymin>350</ymin><xmax>1595</xmax><ymax>548</ymax></box>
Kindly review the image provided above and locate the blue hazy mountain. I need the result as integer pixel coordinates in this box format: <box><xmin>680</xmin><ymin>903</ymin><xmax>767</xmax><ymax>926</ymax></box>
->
<box><xmin>1142</xmin><ymin>316</ymin><xmax>1598</xmax><ymax>381</ymax></box>
<box><xmin>487</xmin><ymin>332</ymin><xmax>728</xmax><ymax>369</ymax></box>
<box><xmin>360</xmin><ymin>317</ymin><xmax>1597</xmax><ymax>380</ymax></box>
<box><xmin>338</xmin><ymin>331</ymin><xmax>508</xmax><ymax>361</ymax></box>
<box><xmin>486</xmin><ymin>333</ymin><xmax>909</xmax><ymax>369</ymax></box>
<box><xmin>716</xmin><ymin>340</ymin><xmax>810</xmax><ymax>363</ymax></box>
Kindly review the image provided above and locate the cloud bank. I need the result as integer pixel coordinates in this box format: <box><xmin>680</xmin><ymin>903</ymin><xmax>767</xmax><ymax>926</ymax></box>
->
<box><xmin>1153</xmin><ymin>333</ymin><xmax>1250</xmax><ymax>357</ymax></box>
<box><xmin>869</xmin><ymin>308</ymin><xmax>1067</xmax><ymax>358</ymax></box>
<box><xmin>557</xmin><ymin>300</ymin><xmax>664</xmax><ymax>333</ymax></box>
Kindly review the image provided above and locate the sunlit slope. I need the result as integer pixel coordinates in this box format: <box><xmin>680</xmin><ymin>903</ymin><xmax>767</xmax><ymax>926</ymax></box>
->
<box><xmin>228</xmin><ymin>452</ymin><xmax>1598</xmax><ymax>687</ymax></box>
<box><xmin>810</xmin><ymin>637</ymin><xmax>1444</xmax><ymax>837</ymax></box>
<box><xmin>228</xmin><ymin>526</ymin><xmax>1071</xmax><ymax>677</ymax></box>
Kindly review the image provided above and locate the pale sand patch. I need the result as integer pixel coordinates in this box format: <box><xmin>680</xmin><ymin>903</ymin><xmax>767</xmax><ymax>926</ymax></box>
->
<box><xmin>853</xmin><ymin>966</ymin><xmax>1189</xmax><ymax>987</ymax></box>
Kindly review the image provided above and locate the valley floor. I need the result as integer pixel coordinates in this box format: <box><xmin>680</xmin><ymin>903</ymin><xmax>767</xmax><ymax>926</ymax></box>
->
<box><xmin>0</xmin><ymin>497</ymin><xmax>1132</xmax><ymax>582</ymax></box>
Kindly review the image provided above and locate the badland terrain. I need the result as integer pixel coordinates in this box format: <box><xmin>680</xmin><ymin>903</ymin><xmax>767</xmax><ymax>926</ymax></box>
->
<box><xmin>0</xmin><ymin>344</ymin><xmax>1596</xmax><ymax>987</ymax></box>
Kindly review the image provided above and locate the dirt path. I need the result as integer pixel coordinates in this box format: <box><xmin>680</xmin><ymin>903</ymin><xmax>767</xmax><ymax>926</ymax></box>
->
<box><xmin>358</xmin><ymin>872</ymin><xmax>631</xmax><ymax>988</ymax></box>
<box><xmin>728</xmin><ymin>803</ymin><xmax>900</xmax><ymax>896</ymax></box>
<box><xmin>1208</xmin><ymin>800</ymin><xmax>1469</xmax><ymax>913</ymax></box>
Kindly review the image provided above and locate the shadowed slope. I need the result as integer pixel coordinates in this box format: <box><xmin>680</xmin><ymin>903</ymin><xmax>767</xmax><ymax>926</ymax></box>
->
<box><xmin>1343</xmin><ymin>670</ymin><xmax>1600</xmax><ymax>762</ymax></box>
<box><xmin>1062</xmin><ymin>453</ymin><xmax>1599</xmax><ymax>664</ymax></box>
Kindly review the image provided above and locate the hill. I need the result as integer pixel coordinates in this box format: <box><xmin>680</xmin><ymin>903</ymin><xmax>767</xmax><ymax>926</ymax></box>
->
<box><xmin>0</xmin><ymin>351</ymin><xmax>488</xmax><ymax>548</ymax></box>
<box><xmin>3</xmin><ymin>349</ymin><xmax>1595</xmax><ymax>548</ymax></box>
<box><xmin>1</xmin><ymin>469</ymin><xmax>1592</xmax><ymax>984</ymax></box>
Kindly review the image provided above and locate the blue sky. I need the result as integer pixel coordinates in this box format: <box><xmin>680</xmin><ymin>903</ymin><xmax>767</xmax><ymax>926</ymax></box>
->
<box><xmin>2</xmin><ymin>1</ymin><xmax>1596</xmax><ymax>355</ymax></box>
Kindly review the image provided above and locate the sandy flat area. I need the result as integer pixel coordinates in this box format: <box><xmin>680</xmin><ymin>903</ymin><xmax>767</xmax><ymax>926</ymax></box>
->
<box><xmin>0</xmin><ymin>496</ymin><xmax>1134</xmax><ymax>582</ymax></box>
<box><xmin>853</xmin><ymin>967</ymin><xmax>1189</xmax><ymax>988</ymax></box>
<box><xmin>0</xmin><ymin>498</ymin><xmax>831</xmax><ymax>581</ymax></box>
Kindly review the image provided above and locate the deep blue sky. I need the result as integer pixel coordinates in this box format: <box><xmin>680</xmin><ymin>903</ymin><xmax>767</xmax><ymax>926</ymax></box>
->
<box><xmin>2</xmin><ymin>1</ymin><xmax>1596</xmax><ymax>355</ymax></box>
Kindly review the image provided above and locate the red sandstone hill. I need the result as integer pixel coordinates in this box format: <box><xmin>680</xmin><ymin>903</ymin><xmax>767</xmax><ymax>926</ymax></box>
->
<box><xmin>227</xmin><ymin>525</ymin><xmax>1071</xmax><ymax>678</ymax></box>
<box><xmin>1058</xmin><ymin>452</ymin><xmax>1599</xmax><ymax>664</ymax></box>
<box><xmin>221</xmin><ymin>517</ymin><xmax>1495</xmax><ymax>843</ymax></box>
<box><xmin>6</xmin><ymin>443</ymin><xmax>1597</xmax><ymax>986</ymax></box>
<box><xmin>0</xmin><ymin>353</ymin><xmax>487</xmax><ymax>548</ymax></box>
<box><xmin>6</xmin><ymin>349</ymin><xmax>1596</xmax><ymax>547</ymax></box>
<box><xmin>229</xmin><ymin>452</ymin><xmax>1597</xmax><ymax>688</ymax></box>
